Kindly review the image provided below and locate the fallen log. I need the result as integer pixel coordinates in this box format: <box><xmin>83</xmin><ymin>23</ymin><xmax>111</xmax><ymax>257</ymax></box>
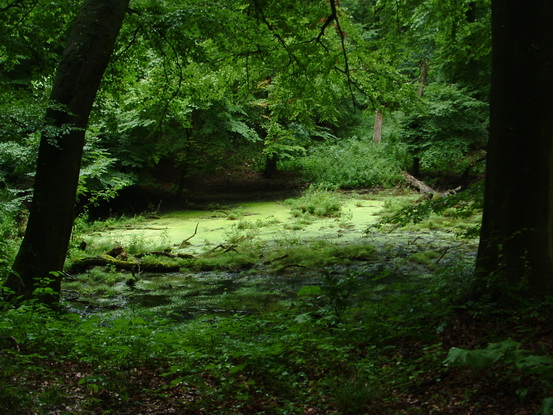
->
<box><xmin>136</xmin><ymin>251</ymin><xmax>196</xmax><ymax>260</ymax></box>
<box><xmin>402</xmin><ymin>173</ymin><xmax>461</xmax><ymax>197</ymax></box>
<box><xmin>68</xmin><ymin>254</ymin><xmax>180</xmax><ymax>273</ymax></box>
<box><xmin>402</xmin><ymin>172</ymin><xmax>439</xmax><ymax>195</ymax></box>
<box><xmin>136</xmin><ymin>251</ymin><xmax>176</xmax><ymax>259</ymax></box>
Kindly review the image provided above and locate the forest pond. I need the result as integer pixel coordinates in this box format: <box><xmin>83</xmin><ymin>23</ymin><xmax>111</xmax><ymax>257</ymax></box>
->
<box><xmin>65</xmin><ymin>192</ymin><xmax>477</xmax><ymax>318</ymax></box>
<box><xmin>88</xmin><ymin>196</ymin><xmax>385</xmax><ymax>253</ymax></box>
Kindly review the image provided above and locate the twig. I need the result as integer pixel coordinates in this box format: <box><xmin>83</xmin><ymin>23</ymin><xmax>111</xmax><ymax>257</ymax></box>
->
<box><xmin>223</xmin><ymin>244</ymin><xmax>238</xmax><ymax>253</ymax></box>
<box><xmin>263</xmin><ymin>253</ymin><xmax>289</xmax><ymax>265</ymax></box>
<box><xmin>435</xmin><ymin>247</ymin><xmax>451</xmax><ymax>264</ymax></box>
<box><xmin>112</xmin><ymin>26</ymin><xmax>141</xmax><ymax>61</ymax></box>
<box><xmin>252</xmin><ymin>0</ymin><xmax>303</xmax><ymax>67</ymax></box>
<box><xmin>311</xmin><ymin>1</ymin><xmax>337</xmax><ymax>49</ymax></box>
<box><xmin>208</xmin><ymin>243</ymin><xmax>238</xmax><ymax>253</ymax></box>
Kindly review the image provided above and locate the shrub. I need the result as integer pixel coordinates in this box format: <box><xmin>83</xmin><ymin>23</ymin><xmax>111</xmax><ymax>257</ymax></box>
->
<box><xmin>0</xmin><ymin>192</ymin><xmax>25</xmax><ymax>279</ymax></box>
<box><xmin>284</xmin><ymin>138</ymin><xmax>404</xmax><ymax>189</ymax></box>
<box><xmin>396</xmin><ymin>83</ymin><xmax>488</xmax><ymax>175</ymax></box>
<box><xmin>286</xmin><ymin>186</ymin><xmax>343</xmax><ymax>218</ymax></box>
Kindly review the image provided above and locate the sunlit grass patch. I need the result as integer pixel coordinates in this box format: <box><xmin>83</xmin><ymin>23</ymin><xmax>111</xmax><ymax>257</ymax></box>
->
<box><xmin>191</xmin><ymin>247</ymin><xmax>260</xmax><ymax>272</ymax></box>
<box><xmin>286</xmin><ymin>185</ymin><xmax>344</xmax><ymax>218</ymax></box>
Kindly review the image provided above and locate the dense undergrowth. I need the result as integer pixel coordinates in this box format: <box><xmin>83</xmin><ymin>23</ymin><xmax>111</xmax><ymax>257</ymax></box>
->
<box><xmin>1</xmin><ymin>189</ymin><xmax>552</xmax><ymax>414</ymax></box>
<box><xmin>283</xmin><ymin>139</ymin><xmax>406</xmax><ymax>189</ymax></box>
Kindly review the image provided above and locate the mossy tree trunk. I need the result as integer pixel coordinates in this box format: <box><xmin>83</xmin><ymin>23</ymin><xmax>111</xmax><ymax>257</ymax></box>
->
<box><xmin>474</xmin><ymin>1</ymin><xmax>553</xmax><ymax>299</ymax></box>
<box><xmin>6</xmin><ymin>0</ymin><xmax>130</xmax><ymax>303</ymax></box>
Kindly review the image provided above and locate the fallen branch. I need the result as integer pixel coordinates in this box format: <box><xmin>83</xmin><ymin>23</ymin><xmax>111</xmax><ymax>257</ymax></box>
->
<box><xmin>262</xmin><ymin>254</ymin><xmax>290</xmax><ymax>265</ymax></box>
<box><xmin>179</xmin><ymin>223</ymin><xmax>199</xmax><ymax>248</ymax></box>
<box><xmin>277</xmin><ymin>264</ymin><xmax>307</xmax><ymax>272</ymax></box>
<box><xmin>209</xmin><ymin>244</ymin><xmax>238</xmax><ymax>254</ymax></box>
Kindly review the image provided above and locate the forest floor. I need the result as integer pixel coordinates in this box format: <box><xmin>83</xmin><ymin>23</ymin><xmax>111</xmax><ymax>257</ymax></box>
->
<box><xmin>2</xmin><ymin>176</ymin><xmax>553</xmax><ymax>414</ymax></box>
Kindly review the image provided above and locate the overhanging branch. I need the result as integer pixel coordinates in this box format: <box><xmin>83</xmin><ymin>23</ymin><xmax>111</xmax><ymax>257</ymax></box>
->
<box><xmin>251</xmin><ymin>0</ymin><xmax>303</xmax><ymax>68</ymax></box>
<box><xmin>329</xmin><ymin>0</ymin><xmax>356</xmax><ymax>106</ymax></box>
<box><xmin>314</xmin><ymin>2</ymin><xmax>337</xmax><ymax>44</ymax></box>
<box><xmin>0</xmin><ymin>0</ymin><xmax>25</xmax><ymax>12</ymax></box>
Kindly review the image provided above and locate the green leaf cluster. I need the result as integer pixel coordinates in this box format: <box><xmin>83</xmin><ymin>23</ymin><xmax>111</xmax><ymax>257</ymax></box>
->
<box><xmin>397</xmin><ymin>83</ymin><xmax>488</xmax><ymax>174</ymax></box>
<box><xmin>288</xmin><ymin>137</ymin><xmax>405</xmax><ymax>189</ymax></box>
<box><xmin>445</xmin><ymin>339</ymin><xmax>553</xmax><ymax>412</ymax></box>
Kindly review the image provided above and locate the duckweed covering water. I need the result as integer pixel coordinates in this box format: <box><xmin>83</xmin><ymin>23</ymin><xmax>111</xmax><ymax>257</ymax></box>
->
<box><xmin>64</xmin><ymin>191</ymin><xmax>478</xmax><ymax>319</ymax></box>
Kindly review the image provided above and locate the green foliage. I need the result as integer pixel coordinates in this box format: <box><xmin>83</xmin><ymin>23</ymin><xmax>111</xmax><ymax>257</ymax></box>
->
<box><xmin>0</xmin><ymin>387</ymin><xmax>30</xmax><ymax>414</ymax></box>
<box><xmin>286</xmin><ymin>186</ymin><xmax>343</xmax><ymax>218</ymax></box>
<box><xmin>1</xmin><ymin>0</ymin><xmax>489</xmax><ymax>202</ymax></box>
<box><xmin>326</xmin><ymin>377</ymin><xmax>378</xmax><ymax>414</ymax></box>
<box><xmin>3</xmin><ymin>197</ymin><xmax>537</xmax><ymax>413</ymax></box>
<box><xmin>445</xmin><ymin>339</ymin><xmax>553</xmax><ymax>411</ymax></box>
<box><xmin>286</xmin><ymin>138</ymin><xmax>405</xmax><ymax>189</ymax></box>
<box><xmin>396</xmin><ymin>83</ymin><xmax>488</xmax><ymax>174</ymax></box>
<box><xmin>344</xmin><ymin>0</ymin><xmax>491</xmax><ymax>94</ymax></box>
<box><xmin>78</xmin><ymin>135</ymin><xmax>136</xmax><ymax>207</ymax></box>
<box><xmin>0</xmin><ymin>190</ymin><xmax>26</xmax><ymax>278</ymax></box>
<box><xmin>543</xmin><ymin>397</ymin><xmax>553</xmax><ymax>415</ymax></box>
<box><xmin>294</xmin><ymin>273</ymin><xmax>360</xmax><ymax>327</ymax></box>
<box><xmin>377</xmin><ymin>181</ymin><xmax>484</xmax><ymax>237</ymax></box>
<box><xmin>0</xmin><ymin>0</ymin><xmax>74</xmax><ymax>74</ymax></box>
<box><xmin>262</xmin><ymin>120</ymin><xmax>307</xmax><ymax>163</ymax></box>
<box><xmin>0</xmin><ymin>87</ymin><xmax>45</xmax><ymax>190</ymax></box>
<box><xmin>446</xmin><ymin>339</ymin><xmax>524</xmax><ymax>369</ymax></box>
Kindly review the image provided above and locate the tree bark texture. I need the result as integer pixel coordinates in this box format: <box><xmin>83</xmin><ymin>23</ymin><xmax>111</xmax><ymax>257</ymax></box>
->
<box><xmin>474</xmin><ymin>1</ymin><xmax>553</xmax><ymax>298</ymax></box>
<box><xmin>6</xmin><ymin>0</ymin><xmax>130</xmax><ymax>302</ymax></box>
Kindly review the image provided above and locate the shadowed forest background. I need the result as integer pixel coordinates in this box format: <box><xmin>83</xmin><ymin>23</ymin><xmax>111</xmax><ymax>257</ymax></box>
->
<box><xmin>1</xmin><ymin>0</ymin><xmax>553</xmax><ymax>414</ymax></box>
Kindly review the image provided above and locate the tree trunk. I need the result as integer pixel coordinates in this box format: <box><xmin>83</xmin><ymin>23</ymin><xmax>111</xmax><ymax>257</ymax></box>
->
<box><xmin>474</xmin><ymin>1</ymin><xmax>553</xmax><ymax>299</ymax></box>
<box><xmin>411</xmin><ymin>156</ymin><xmax>421</xmax><ymax>177</ymax></box>
<box><xmin>409</xmin><ymin>58</ymin><xmax>428</xmax><ymax>174</ymax></box>
<box><xmin>372</xmin><ymin>109</ymin><xmax>384</xmax><ymax>144</ymax></box>
<box><xmin>417</xmin><ymin>57</ymin><xmax>428</xmax><ymax>98</ymax></box>
<box><xmin>6</xmin><ymin>0</ymin><xmax>130</xmax><ymax>303</ymax></box>
<box><xmin>263</xmin><ymin>155</ymin><xmax>279</xmax><ymax>178</ymax></box>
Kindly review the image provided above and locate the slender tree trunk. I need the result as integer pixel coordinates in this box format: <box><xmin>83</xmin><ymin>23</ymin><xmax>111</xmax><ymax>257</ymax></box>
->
<box><xmin>409</xmin><ymin>57</ymin><xmax>428</xmax><ymax>175</ymax></box>
<box><xmin>417</xmin><ymin>58</ymin><xmax>428</xmax><ymax>98</ymax></box>
<box><xmin>372</xmin><ymin>109</ymin><xmax>384</xmax><ymax>144</ymax></box>
<box><xmin>6</xmin><ymin>0</ymin><xmax>130</xmax><ymax>303</ymax></box>
<box><xmin>263</xmin><ymin>155</ymin><xmax>279</xmax><ymax>178</ymax></box>
<box><xmin>474</xmin><ymin>1</ymin><xmax>553</xmax><ymax>299</ymax></box>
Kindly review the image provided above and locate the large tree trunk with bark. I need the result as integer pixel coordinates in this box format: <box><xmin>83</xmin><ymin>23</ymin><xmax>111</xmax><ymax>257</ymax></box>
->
<box><xmin>6</xmin><ymin>0</ymin><xmax>130</xmax><ymax>303</ymax></box>
<box><xmin>474</xmin><ymin>1</ymin><xmax>553</xmax><ymax>299</ymax></box>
